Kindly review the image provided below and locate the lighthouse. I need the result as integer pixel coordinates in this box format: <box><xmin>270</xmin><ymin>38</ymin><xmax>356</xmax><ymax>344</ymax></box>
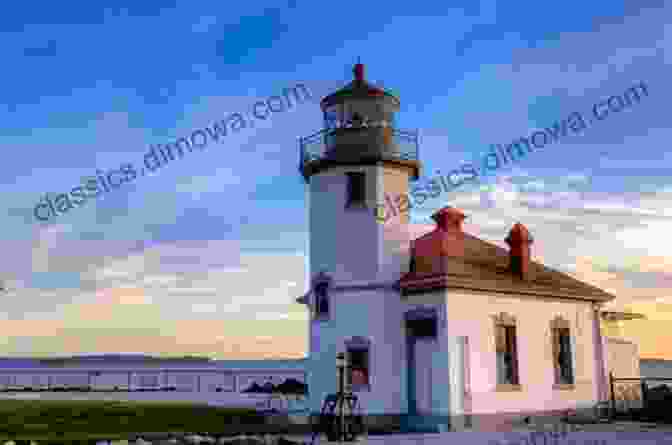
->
<box><xmin>297</xmin><ymin>62</ymin><xmax>421</xmax><ymax>426</ymax></box>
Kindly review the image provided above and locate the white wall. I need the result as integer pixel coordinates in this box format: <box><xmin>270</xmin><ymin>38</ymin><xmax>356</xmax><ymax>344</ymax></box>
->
<box><xmin>308</xmin><ymin>287</ymin><xmax>404</xmax><ymax>416</ymax></box>
<box><xmin>605</xmin><ymin>338</ymin><xmax>640</xmax><ymax>378</ymax></box>
<box><xmin>200</xmin><ymin>372</ymin><xmax>235</xmax><ymax>392</ymax></box>
<box><xmin>432</xmin><ymin>290</ymin><xmax>600</xmax><ymax>415</ymax></box>
<box><xmin>13</xmin><ymin>373</ymin><xmax>49</xmax><ymax>388</ymax></box>
<box><xmin>307</xmin><ymin>164</ymin><xmax>413</xmax><ymax>416</ymax></box>
<box><xmin>92</xmin><ymin>371</ymin><xmax>130</xmax><ymax>389</ymax></box>
<box><xmin>308</xmin><ymin>165</ymin><xmax>412</xmax><ymax>283</ymax></box>
<box><xmin>50</xmin><ymin>373</ymin><xmax>90</xmax><ymax>387</ymax></box>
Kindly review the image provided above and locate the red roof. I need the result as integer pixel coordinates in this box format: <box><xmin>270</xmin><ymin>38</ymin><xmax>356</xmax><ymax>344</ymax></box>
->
<box><xmin>320</xmin><ymin>63</ymin><xmax>399</xmax><ymax>110</ymax></box>
<box><xmin>399</xmin><ymin>207</ymin><xmax>615</xmax><ymax>302</ymax></box>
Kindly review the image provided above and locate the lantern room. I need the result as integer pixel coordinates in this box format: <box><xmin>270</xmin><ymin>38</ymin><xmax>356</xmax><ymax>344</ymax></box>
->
<box><xmin>299</xmin><ymin>63</ymin><xmax>420</xmax><ymax>181</ymax></box>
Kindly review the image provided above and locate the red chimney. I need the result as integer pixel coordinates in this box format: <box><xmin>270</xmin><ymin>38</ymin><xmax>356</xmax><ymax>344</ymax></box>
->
<box><xmin>431</xmin><ymin>207</ymin><xmax>466</xmax><ymax>232</ymax></box>
<box><xmin>353</xmin><ymin>63</ymin><xmax>365</xmax><ymax>83</ymax></box>
<box><xmin>505</xmin><ymin>222</ymin><xmax>534</xmax><ymax>279</ymax></box>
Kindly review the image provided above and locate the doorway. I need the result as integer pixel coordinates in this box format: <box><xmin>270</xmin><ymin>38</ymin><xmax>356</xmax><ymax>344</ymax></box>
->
<box><xmin>405</xmin><ymin>310</ymin><xmax>438</xmax><ymax>416</ymax></box>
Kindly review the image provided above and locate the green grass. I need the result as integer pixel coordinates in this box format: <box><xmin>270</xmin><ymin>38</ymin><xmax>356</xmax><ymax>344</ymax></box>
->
<box><xmin>0</xmin><ymin>399</ymin><xmax>262</xmax><ymax>441</ymax></box>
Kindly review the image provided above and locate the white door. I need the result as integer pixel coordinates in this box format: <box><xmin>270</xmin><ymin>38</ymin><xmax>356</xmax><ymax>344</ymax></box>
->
<box><xmin>414</xmin><ymin>339</ymin><xmax>436</xmax><ymax>414</ymax></box>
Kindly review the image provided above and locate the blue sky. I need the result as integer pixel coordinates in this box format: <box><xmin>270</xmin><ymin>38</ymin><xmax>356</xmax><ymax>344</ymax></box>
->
<box><xmin>1</xmin><ymin>0</ymin><xmax>671</xmax><ymax>358</ymax></box>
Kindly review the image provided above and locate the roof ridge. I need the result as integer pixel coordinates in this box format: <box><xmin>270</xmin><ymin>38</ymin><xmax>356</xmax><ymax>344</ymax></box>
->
<box><xmin>405</xmin><ymin>228</ymin><xmax>616</xmax><ymax>301</ymax></box>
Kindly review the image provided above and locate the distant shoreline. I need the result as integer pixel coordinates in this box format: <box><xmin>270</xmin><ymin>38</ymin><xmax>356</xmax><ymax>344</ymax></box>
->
<box><xmin>640</xmin><ymin>358</ymin><xmax>672</xmax><ymax>379</ymax></box>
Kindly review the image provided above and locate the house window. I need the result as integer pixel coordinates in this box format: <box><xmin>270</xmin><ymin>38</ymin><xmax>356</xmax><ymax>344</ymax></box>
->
<box><xmin>345</xmin><ymin>337</ymin><xmax>371</xmax><ymax>391</ymax></box>
<box><xmin>551</xmin><ymin>317</ymin><xmax>574</xmax><ymax>386</ymax></box>
<box><xmin>314</xmin><ymin>281</ymin><xmax>329</xmax><ymax>319</ymax></box>
<box><xmin>346</xmin><ymin>172</ymin><xmax>366</xmax><ymax>208</ymax></box>
<box><xmin>493</xmin><ymin>313</ymin><xmax>520</xmax><ymax>388</ymax></box>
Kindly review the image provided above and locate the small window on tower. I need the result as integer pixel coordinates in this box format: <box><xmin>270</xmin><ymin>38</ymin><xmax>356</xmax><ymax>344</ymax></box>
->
<box><xmin>346</xmin><ymin>172</ymin><xmax>366</xmax><ymax>208</ymax></box>
<box><xmin>313</xmin><ymin>281</ymin><xmax>329</xmax><ymax>320</ymax></box>
<box><xmin>345</xmin><ymin>338</ymin><xmax>371</xmax><ymax>392</ymax></box>
<box><xmin>324</xmin><ymin>106</ymin><xmax>338</xmax><ymax>130</ymax></box>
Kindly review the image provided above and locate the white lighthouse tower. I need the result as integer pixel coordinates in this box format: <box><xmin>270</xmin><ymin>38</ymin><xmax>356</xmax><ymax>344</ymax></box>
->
<box><xmin>297</xmin><ymin>63</ymin><xmax>421</xmax><ymax>426</ymax></box>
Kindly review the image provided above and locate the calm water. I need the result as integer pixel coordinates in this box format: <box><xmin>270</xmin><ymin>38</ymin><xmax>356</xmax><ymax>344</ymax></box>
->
<box><xmin>640</xmin><ymin>359</ymin><xmax>672</xmax><ymax>379</ymax></box>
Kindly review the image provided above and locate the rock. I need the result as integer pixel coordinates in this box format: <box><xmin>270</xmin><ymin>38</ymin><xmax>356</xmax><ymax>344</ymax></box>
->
<box><xmin>217</xmin><ymin>436</ymin><xmax>265</xmax><ymax>445</ymax></box>
<box><xmin>184</xmin><ymin>435</ymin><xmax>205</xmax><ymax>444</ymax></box>
<box><xmin>276</xmin><ymin>438</ymin><xmax>306</xmax><ymax>445</ymax></box>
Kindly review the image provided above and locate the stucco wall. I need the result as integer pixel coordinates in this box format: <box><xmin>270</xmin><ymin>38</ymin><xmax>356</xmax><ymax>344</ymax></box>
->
<box><xmin>308</xmin><ymin>287</ymin><xmax>405</xmax><ymax>416</ymax></box>
<box><xmin>308</xmin><ymin>165</ymin><xmax>412</xmax><ymax>284</ymax></box>
<box><xmin>418</xmin><ymin>290</ymin><xmax>601</xmax><ymax>415</ymax></box>
<box><xmin>307</xmin><ymin>165</ymin><xmax>414</xmax><ymax>416</ymax></box>
<box><xmin>605</xmin><ymin>338</ymin><xmax>640</xmax><ymax>379</ymax></box>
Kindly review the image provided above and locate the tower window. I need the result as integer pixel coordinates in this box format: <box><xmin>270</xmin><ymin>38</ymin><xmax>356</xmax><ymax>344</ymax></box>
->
<box><xmin>313</xmin><ymin>281</ymin><xmax>329</xmax><ymax>320</ymax></box>
<box><xmin>345</xmin><ymin>337</ymin><xmax>371</xmax><ymax>391</ymax></box>
<box><xmin>346</xmin><ymin>172</ymin><xmax>366</xmax><ymax>208</ymax></box>
<box><xmin>324</xmin><ymin>107</ymin><xmax>338</xmax><ymax>129</ymax></box>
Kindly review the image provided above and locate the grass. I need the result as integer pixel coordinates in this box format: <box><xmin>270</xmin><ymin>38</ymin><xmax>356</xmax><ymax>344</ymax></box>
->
<box><xmin>0</xmin><ymin>399</ymin><xmax>263</xmax><ymax>441</ymax></box>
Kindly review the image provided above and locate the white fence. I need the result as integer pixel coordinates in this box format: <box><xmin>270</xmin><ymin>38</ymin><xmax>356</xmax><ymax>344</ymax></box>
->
<box><xmin>0</xmin><ymin>367</ymin><xmax>308</xmax><ymax>411</ymax></box>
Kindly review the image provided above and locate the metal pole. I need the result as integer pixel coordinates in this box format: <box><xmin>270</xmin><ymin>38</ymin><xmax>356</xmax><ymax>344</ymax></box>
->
<box><xmin>339</xmin><ymin>363</ymin><xmax>345</xmax><ymax>442</ymax></box>
<box><xmin>609</xmin><ymin>372</ymin><xmax>616</xmax><ymax>421</ymax></box>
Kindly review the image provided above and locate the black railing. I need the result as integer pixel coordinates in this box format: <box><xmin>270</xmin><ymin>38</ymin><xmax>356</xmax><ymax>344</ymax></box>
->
<box><xmin>299</xmin><ymin>127</ymin><xmax>419</xmax><ymax>177</ymax></box>
<box><xmin>609</xmin><ymin>372</ymin><xmax>672</xmax><ymax>423</ymax></box>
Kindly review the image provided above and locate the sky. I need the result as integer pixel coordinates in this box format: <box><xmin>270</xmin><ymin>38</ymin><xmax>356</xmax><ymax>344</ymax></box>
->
<box><xmin>1</xmin><ymin>0</ymin><xmax>671</xmax><ymax>359</ymax></box>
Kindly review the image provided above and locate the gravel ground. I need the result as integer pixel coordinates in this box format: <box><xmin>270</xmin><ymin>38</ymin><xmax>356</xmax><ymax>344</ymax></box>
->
<box><xmin>4</xmin><ymin>421</ymin><xmax>672</xmax><ymax>445</ymax></box>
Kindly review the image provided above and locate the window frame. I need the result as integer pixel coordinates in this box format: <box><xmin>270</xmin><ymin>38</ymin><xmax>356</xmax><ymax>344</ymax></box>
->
<box><xmin>324</xmin><ymin>107</ymin><xmax>339</xmax><ymax>130</ymax></box>
<box><xmin>313</xmin><ymin>281</ymin><xmax>330</xmax><ymax>320</ymax></box>
<box><xmin>345</xmin><ymin>172</ymin><xmax>367</xmax><ymax>209</ymax></box>
<box><xmin>311</xmin><ymin>272</ymin><xmax>332</xmax><ymax>322</ymax></box>
<box><xmin>492</xmin><ymin>312</ymin><xmax>521</xmax><ymax>391</ymax></box>
<box><xmin>551</xmin><ymin>316</ymin><xmax>575</xmax><ymax>389</ymax></box>
<box><xmin>345</xmin><ymin>336</ymin><xmax>371</xmax><ymax>392</ymax></box>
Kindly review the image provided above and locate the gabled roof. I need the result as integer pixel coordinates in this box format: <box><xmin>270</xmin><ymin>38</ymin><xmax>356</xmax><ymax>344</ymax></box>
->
<box><xmin>399</xmin><ymin>208</ymin><xmax>616</xmax><ymax>302</ymax></box>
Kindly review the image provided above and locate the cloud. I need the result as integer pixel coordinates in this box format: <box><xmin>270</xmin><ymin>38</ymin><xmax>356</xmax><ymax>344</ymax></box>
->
<box><xmin>191</xmin><ymin>303</ymin><xmax>218</xmax><ymax>313</ymax></box>
<box><xmin>3</xmin><ymin>3</ymin><xmax>672</xmax><ymax>359</ymax></box>
<box><xmin>0</xmin><ymin>235</ymin><xmax>310</xmax><ymax>357</ymax></box>
<box><xmin>174</xmin><ymin>167</ymin><xmax>242</xmax><ymax>200</ymax></box>
<box><xmin>29</xmin><ymin>272</ymin><xmax>81</xmax><ymax>290</ymax></box>
<box><xmin>94</xmin><ymin>287</ymin><xmax>152</xmax><ymax>306</ymax></box>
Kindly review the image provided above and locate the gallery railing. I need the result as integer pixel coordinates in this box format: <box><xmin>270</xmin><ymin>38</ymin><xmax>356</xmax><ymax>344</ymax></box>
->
<box><xmin>299</xmin><ymin>127</ymin><xmax>419</xmax><ymax>179</ymax></box>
